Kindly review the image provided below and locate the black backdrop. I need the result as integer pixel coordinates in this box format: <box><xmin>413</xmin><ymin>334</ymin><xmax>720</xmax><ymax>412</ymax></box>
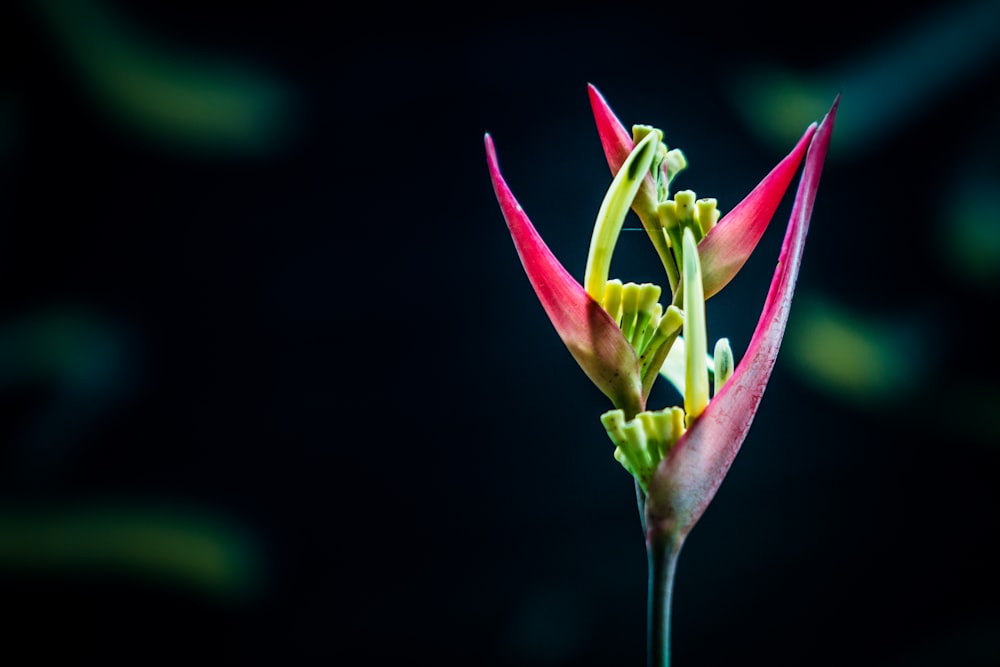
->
<box><xmin>1</xmin><ymin>1</ymin><xmax>998</xmax><ymax>665</ymax></box>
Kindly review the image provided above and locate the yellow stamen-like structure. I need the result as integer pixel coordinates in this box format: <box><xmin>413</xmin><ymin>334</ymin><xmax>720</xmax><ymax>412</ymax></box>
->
<box><xmin>695</xmin><ymin>198</ymin><xmax>720</xmax><ymax>236</ymax></box>
<box><xmin>603</xmin><ymin>406</ymin><xmax>687</xmax><ymax>492</ymax></box>
<box><xmin>632</xmin><ymin>283</ymin><xmax>662</xmax><ymax>347</ymax></box>
<box><xmin>584</xmin><ymin>132</ymin><xmax>659</xmax><ymax>302</ymax></box>
<box><xmin>664</xmin><ymin>148</ymin><xmax>687</xmax><ymax>182</ymax></box>
<box><xmin>639</xmin><ymin>306</ymin><xmax>683</xmax><ymax>381</ymax></box>
<box><xmin>682</xmin><ymin>227</ymin><xmax>709</xmax><ymax>425</ymax></box>
<box><xmin>713</xmin><ymin>338</ymin><xmax>734</xmax><ymax>396</ymax></box>
<box><xmin>583</xmin><ymin>117</ymin><xmax>738</xmax><ymax>490</ymax></box>
<box><xmin>619</xmin><ymin>282</ymin><xmax>641</xmax><ymax>341</ymax></box>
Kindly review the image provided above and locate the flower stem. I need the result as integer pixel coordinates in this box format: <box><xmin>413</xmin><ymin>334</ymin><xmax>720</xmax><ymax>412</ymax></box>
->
<box><xmin>646</xmin><ymin>535</ymin><xmax>682</xmax><ymax>667</ymax></box>
<box><xmin>635</xmin><ymin>481</ymin><xmax>647</xmax><ymax>535</ymax></box>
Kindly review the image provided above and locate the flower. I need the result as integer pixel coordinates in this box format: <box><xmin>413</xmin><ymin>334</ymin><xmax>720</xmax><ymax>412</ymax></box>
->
<box><xmin>486</xmin><ymin>86</ymin><xmax>838</xmax><ymax>667</ymax></box>
<box><xmin>485</xmin><ymin>86</ymin><xmax>838</xmax><ymax>542</ymax></box>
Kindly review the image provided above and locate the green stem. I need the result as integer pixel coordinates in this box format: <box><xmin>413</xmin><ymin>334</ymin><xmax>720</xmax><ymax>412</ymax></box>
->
<box><xmin>634</xmin><ymin>481</ymin><xmax>647</xmax><ymax>536</ymax></box>
<box><xmin>637</xmin><ymin>211</ymin><xmax>679</xmax><ymax>295</ymax></box>
<box><xmin>647</xmin><ymin>535</ymin><xmax>682</xmax><ymax>667</ymax></box>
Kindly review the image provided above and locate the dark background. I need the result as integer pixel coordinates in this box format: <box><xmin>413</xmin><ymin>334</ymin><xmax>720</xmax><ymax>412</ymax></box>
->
<box><xmin>1</xmin><ymin>1</ymin><xmax>998</xmax><ymax>664</ymax></box>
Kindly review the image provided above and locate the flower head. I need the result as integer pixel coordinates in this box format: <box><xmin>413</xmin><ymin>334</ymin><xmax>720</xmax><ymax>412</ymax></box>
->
<box><xmin>486</xmin><ymin>86</ymin><xmax>838</xmax><ymax>543</ymax></box>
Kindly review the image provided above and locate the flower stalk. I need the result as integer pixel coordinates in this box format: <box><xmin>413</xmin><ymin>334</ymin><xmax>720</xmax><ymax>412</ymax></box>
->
<box><xmin>648</xmin><ymin>536</ymin><xmax>682</xmax><ymax>667</ymax></box>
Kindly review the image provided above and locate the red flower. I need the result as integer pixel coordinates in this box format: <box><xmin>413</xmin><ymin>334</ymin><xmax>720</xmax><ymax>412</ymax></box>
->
<box><xmin>486</xmin><ymin>86</ymin><xmax>838</xmax><ymax>666</ymax></box>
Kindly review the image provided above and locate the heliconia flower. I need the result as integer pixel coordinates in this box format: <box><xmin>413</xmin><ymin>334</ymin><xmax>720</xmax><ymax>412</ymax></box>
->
<box><xmin>643</xmin><ymin>95</ymin><xmax>839</xmax><ymax>545</ymax></box>
<box><xmin>488</xmin><ymin>86</ymin><xmax>838</xmax><ymax>667</ymax></box>
<box><xmin>588</xmin><ymin>83</ymin><xmax>818</xmax><ymax>299</ymax></box>
<box><xmin>487</xmin><ymin>86</ymin><xmax>836</xmax><ymax>527</ymax></box>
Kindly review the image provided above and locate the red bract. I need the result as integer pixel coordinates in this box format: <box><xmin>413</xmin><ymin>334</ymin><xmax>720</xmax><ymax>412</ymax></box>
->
<box><xmin>484</xmin><ymin>134</ymin><xmax>645</xmax><ymax>418</ymax></box>
<box><xmin>587</xmin><ymin>83</ymin><xmax>819</xmax><ymax>299</ymax></box>
<box><xmin>644</xmin><ymin>96</ymin><xmax>840</xmax><ymax>544</ymax></box>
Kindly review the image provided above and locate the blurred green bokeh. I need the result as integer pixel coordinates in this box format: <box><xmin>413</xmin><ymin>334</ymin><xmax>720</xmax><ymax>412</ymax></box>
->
<box><xmin>0</xmin><ymin>502</ymin><xmax>261</xmax><ymax>599</ymax></box>
<box><xmin>30</xmin><ymin>0</ymin><xmax>296</xmax><ymax>156</ymax></box>
<box><xmin>947</xmin><ymin>185</ymin><xmax>1000</xmax><ymax>285</ymax></box>
<box><xmin>943</xmin><ymin>139</ymin><xmax>1000</xmax><ymax>287</ymax></box>
<box><xmin>727</xmin><ymin>0</ymin><xmax>1000</xmax><ymax>157</ymax></box>
<box><xmin>784</xmin><ymin>293</ymin><xmax>928</xmax><ymax>407</ymax></box>
<box><xmin>0</xmin><ymin>307</ymin><xmax>133</xmax><ymax>471</ymax></box>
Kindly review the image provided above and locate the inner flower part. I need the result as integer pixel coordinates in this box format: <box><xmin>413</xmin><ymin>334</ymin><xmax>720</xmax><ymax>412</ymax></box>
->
<box><xmin>600</xmin><ymin>278</ymin><xmax>684</xmax><ymax>399</ymax></box>
<box><xmin>581</xmin><ymin>121</ymin><xmax>739</xmax><ymax>487</ymax></box>
<box><xmin>602</xmin><ymin>215</ymin><xmax>737</xmax><ymax>486</ymax></box>
<box><xmin>602</xmin><ymin>406</ymin><xmax>686</xmax><ymax>493</ymax></box>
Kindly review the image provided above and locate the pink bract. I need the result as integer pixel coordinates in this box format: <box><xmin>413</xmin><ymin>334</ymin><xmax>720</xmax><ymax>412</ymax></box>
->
<box><xmin>587</xmin><ymin>83</ymin><xmax>819</xmax><ymax>299</ymax></box>
<box><xmin>484</xmin><ymin>134</ymin><xmax>645</xmax><ymax>418</ymax></box>
<box><xmin>644</xmin><ymin>95</ymin><xmax>840</xmax><ymax>543</ymax></box>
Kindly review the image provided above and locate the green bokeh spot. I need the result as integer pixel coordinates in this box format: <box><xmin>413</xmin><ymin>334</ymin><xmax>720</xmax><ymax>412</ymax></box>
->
<box><xmin>785</xmin><ymin>294</ymin><xmax>927</xmax><ymax>407</ymax></box>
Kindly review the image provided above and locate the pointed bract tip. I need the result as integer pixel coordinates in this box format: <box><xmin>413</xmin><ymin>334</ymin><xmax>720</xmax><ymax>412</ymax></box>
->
<box><xmin>819</xmin><ymin>95</ymin><xmax>840</xmax><ymax>131</ymax></box>
<box><xmin>484</xmin><ymin>133</ymin><xmax>501</xmax><ymax>170</ymax></box>
<box><xmin>587</xmin><ymin>83</ymin><xmax>612</xmax><ymax>107</ymax></box>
